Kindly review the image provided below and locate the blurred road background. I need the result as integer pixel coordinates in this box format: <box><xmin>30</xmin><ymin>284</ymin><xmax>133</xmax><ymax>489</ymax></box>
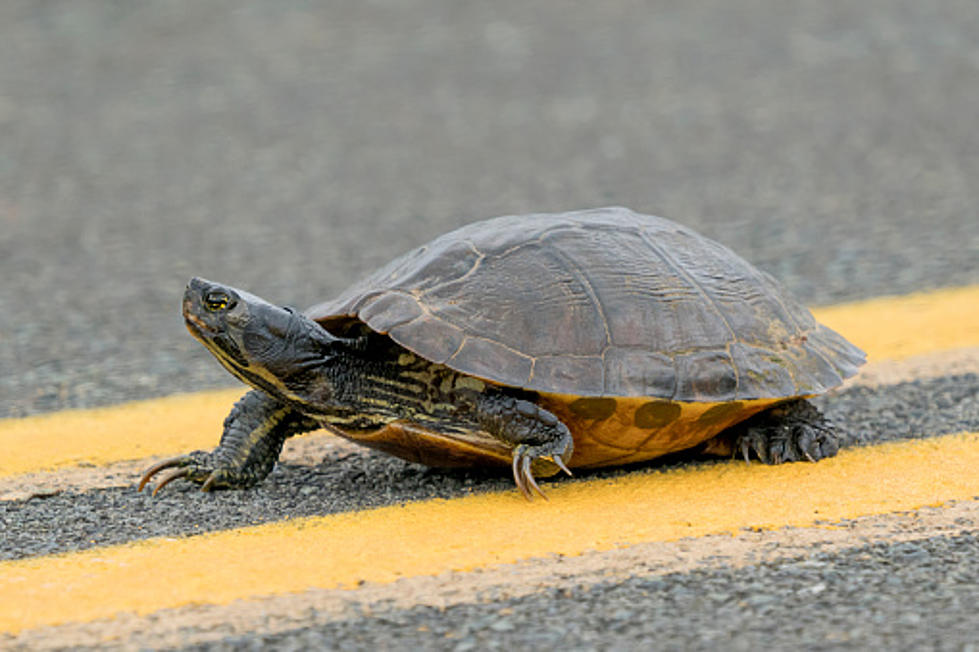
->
<box><xmin>1</xmin><ymin>1</ymin><xmax>978</xmax><ymax>649</ymax></box>
<box><xmin>2</xmin><ymin>0</ymin><xmax>976</xmax><ymax>418</ymax></box>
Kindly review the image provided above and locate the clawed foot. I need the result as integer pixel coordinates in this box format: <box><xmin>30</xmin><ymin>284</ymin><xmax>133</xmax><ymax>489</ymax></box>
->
<box><xmin>734</xmin><ymin>399</ymin><xmax>839</xmax><ymax>464</ymax></box>
<box><xmin>511</xmin><ymin>444</ymin><xmax>573</xmax><ymax>501</ymax></box>
<box><xmin>138</xmin><ymin>451</ymin><xmax>249</xmax><ymax>496</ymax></box>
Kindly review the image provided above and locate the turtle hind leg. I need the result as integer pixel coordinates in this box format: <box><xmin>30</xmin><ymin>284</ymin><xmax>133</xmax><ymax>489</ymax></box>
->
<box><xmin>720</xmin><ymin>398</ymin><xmax>840</xmax><ymax>464</ymax></box>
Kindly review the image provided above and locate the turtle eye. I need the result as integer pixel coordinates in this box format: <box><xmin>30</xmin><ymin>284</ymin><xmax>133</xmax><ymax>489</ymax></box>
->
<box><xmin>204</xmin><ymin>291</ymin><xmax>232</xmax><ymax>312</ymax></box>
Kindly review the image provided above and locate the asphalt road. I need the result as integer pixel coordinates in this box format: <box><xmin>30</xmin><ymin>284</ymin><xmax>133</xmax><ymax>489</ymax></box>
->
<box><xmin>2</xmin><ymin>0</ymin><xmax>977</xmax><ymax>418</ymax></box>
<box><xmin>1</xmin><ymin>1</ymin><xmax>978</xmax><ymax>649</ymax></box>
<box><xmin>208</xmin><ymin>533</ymin><xmax>979</xmax><ymax>651</ymax></box>
<box><xmin>3</xmin><ymin>372</ymin><xmax>977</xmax><ymax>563</ymax></box>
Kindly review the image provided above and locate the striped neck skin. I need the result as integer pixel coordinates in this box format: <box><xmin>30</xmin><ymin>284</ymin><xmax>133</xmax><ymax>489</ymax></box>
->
<box><xmin>182</xmin><ymin>279</ymin><xmax>483</xmax><ymax>429</ymax></box>
<box><xmin>206</xmin><ymin>326</ymin><xmax>462</xmax><ymax>431</ymax></box>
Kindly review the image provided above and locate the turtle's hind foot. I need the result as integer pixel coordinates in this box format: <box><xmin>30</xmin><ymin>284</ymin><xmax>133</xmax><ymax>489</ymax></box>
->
<box><xmin>731</xmin><ymin>399</ymin><xmax>839</xmax><ymax>464</ymax></box>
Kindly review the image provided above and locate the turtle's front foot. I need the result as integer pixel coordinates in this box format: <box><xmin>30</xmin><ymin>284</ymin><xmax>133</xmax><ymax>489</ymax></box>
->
<box><xmin>138</xmin><ymin>451</ymin><xmax>258</xmax><ymax>495</ymax></box>
<box><xmin>137</xmin><ymin>390</ymin><xmax>319</xmax><ymax>496</ymax></box>
<box><xmin>461</xmin><ymin>392</ymin><xmax>574</xmax><ymax>500</ymax></box>
<box><xmin>733</xmin><ymin>399</ymin><xmax>839</xmax><ymax>464</ymax></box>
<box><xmin>511</xmin><ymin>441</ymin><xmax>574</xmax><ymax>501</ymax></box>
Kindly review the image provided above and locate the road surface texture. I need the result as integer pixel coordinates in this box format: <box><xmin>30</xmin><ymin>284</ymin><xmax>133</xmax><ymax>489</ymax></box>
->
<box><xmin>1</xmin><ymin>1</ymin><xmax>977</xmax><ymax>649</ymax></box>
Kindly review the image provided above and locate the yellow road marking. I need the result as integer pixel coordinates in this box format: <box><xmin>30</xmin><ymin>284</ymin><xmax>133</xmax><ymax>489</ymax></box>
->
<box><xmin>1</xmin><ymin>284</ymin><xmax>978</xmax><ymax>479</ymax></box>
<box><xmin>1</xmin><ymin>431</ymin><xmax>977</xmax><ymax>634</ymax></box>
<box><xmin>0</xmin><ymin>389</ymin><xmax>244</xmax><ymax>477</ymax></box>
<box><xmin>812</xmin><ymin>285</ymin><xmax>979</xmax><ymax>361</ymax></box>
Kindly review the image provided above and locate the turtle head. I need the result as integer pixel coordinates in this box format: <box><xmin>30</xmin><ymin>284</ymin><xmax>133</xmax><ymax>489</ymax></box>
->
<box><xmin>183</xmin><ymin>277</ymin><xmax>340</xmax><ymax>405</ymax></box>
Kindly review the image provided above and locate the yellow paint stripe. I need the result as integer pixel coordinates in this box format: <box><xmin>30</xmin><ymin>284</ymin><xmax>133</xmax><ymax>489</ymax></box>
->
<box><xmin>812</xmin><ymin>285</ymin><xmax>979</xmax><ymax>361</ymax></box>
<box><xmin>1</xmin><ymin>284</ymin><xmax>977</xmax><ymax>479</ymax></box>
<box><xmin>0</xmin><ymin>285</ymin><xmax>979</xmax><ymax>477</ymax></box>
<box><xmin>0</xmin><ymin>389</ymin><xmax>245</xmax><ymax>477</ymax></box>
<box><xmin>2</xmin><ymin>431</ymin><xmax>977</xmax><ymax>634</ymax></box>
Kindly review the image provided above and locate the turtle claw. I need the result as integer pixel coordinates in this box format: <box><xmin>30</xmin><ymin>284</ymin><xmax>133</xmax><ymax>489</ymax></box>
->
<box><xmin>138</xmin><ymin>456</ymin><xmax>188</xmax><ymax>493</ymax></box>
<box><xmin>512</xmin><ymin>451</ymin><xmax>547</xmax><ymax>501</ymax></box>
<box><xmin>200</xmin><ymin>471</ymin><xmax>220</xmax><ymax>493</ymax></box>
<box><xmin>739</xmin><ymin>438</ymin><xmax>753</xmax><ymax>464</ymax></box>
<box><xmin>551</xmin><ymin>454</ymin><xmax>574</xmax><ymax>477</ymax></box>
<box><xmin>151</xmin><ymin>467</ymin><xmax>192</xmax><ymax>496</ymax></box>
<box><xmin>511</xmin><ymin>445</ymin><xmax>574</xmax><ymax>501</ymax></box>
<box><xmin>732</xmin><ymin>399</ymin><xmax>840</xmax><ymax>465</ymax></box>
<box><xmin>138</xmin><ymin>451</ymin><xmax>213</xmax><ymax>495</ymax></box>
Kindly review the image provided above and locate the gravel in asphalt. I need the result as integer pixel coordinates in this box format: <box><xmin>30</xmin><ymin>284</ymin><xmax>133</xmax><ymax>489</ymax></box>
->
<box><xmin>2</xmin><ymin>1</ymin><xmax>978</xmax><ymax>647</ymax></box>
<box><xmin>190</xmin><ymin>532</ymin><xmax>979</xmax><ymax>652</ymax></box>
<box><xmin>2</xmin><ymin>372</ymin><xmax>976</xmax><ymax>562</ymax></box>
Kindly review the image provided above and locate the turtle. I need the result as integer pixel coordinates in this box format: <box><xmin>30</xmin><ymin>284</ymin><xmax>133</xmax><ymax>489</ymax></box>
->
<box><xmin>139</xmin><ymin>207</ymin><xmax>865</xmax><ymax>499</ymax></box>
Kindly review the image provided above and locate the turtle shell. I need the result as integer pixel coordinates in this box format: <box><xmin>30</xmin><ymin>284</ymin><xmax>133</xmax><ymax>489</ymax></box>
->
<box><xmin>308</xmin><ymin>207</ymin><xmax>865</xmax><ymax>402</ymax></box>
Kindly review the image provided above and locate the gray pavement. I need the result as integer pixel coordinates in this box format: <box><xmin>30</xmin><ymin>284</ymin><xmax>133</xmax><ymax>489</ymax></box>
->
<box><xmin>196</xmin><ymin>533</ymin><xmax>979</xmax><ymax>651</ymax></box>
<box><xmin>1</xmin><ymin>373</ymin><xmax>977</xmax><ymax>562</ymax></box>
<box><xmin>2</xmin><ymin>1</ymin><xmax>978</xmax><ymax>648</ymax></box>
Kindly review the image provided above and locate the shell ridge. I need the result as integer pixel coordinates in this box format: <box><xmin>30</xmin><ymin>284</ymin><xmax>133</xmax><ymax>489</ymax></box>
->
<box><xmin>540</xmin><ymin>241</ymin><xmax>613</xmax><ymax>391</ymax></box>
<box><xmin>636</xmin><ymin>228</ymin><xmax>742</xmax><ymax>397</ymax></box>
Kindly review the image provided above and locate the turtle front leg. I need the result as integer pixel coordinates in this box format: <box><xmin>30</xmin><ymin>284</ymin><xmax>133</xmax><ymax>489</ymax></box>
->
<box><xmin>712</xmin><ymin>398</ymin><xmax>840</xmax><ymax>464</ymax></box>
<box><xmin>462</xmin><ymin>392</ymin><xmax>574</xmax><ymax>500</ymax></box>
<box><xmin>139</xmin><ymin>390</ymin><xmax>320</xmax><ymax>495</ymax></box>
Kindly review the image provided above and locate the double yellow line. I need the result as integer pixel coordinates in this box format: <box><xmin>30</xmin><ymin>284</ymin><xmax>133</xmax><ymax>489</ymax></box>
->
<box><xmin>2</xmin><ymin>285</ymin><xmax>976</xmax><ymax>479</ymax></box>
<box><xmin>1</xmin><ymin>285</ymin><xmax>978</xmax><ymax>634</ymax></box>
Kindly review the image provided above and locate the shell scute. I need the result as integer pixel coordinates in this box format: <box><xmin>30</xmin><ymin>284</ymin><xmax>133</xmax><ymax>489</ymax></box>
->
<box><xmin>602</xmin><ymin>348</ymin><xmax>677</xmax><ymax>397</ymax></box>
<box><xmin>674</xmin><ymin>350</ymin><xmax>739</xmax><ymax>402</ymax></box>
<box><xmin>532</xmin><ymin>355</ymin><xmax>605</xmax><ymax>396</ymax></box>
<box><xmin>729</xmin><ymin>342</ymin><xmax>798</xmax><ymax>398</ymax></box>
<box><xmin>388</xmin><ymin>314</ymin><xmax>466</xmax><ymax>364</ymax></box>
<box><xmin>357</xmin><ymin>292</ymin><xmax>423</xmax><ymax>333</ymax></box>
<box><xmin>448</xmin><ymin>336</ymin><xmax>534</xmax><ymax>387</ymax></box>
<box><xmin>421</xmin><ymin>243</ymin><xmax>608</xmax><ymax>357</ymax></box>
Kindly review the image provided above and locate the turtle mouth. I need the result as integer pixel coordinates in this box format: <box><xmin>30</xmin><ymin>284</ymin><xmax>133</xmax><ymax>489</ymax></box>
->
<box><xmin>184</xmin><ymin>310</ymin><xmax>220</xmax><ymax>337</ymax></box>
<box><xmin>184</xmin><ymin>315</ymin><xmax>218</xmax><ymax>335</ymax></box>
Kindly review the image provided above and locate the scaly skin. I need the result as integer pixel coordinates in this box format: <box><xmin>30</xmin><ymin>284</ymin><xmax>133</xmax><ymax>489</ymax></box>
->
<box><xmin>139</xmin><ymin>278</ymin><xmax>573</xmax><ymax>498</ymax></box>
<box><xmin>729</xmin><ymin>398</ymin><xmax>840</xmax><ymax>464</ymax></box>
<box><xmin>138</xmin><ymin>391</ymin><xmax>319</xmax><ymax>494</ymax></box>
<box><xmin>139</xmin><ymin>278</ymin><xmax>837</xmax><ymax>499</ymax></box>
